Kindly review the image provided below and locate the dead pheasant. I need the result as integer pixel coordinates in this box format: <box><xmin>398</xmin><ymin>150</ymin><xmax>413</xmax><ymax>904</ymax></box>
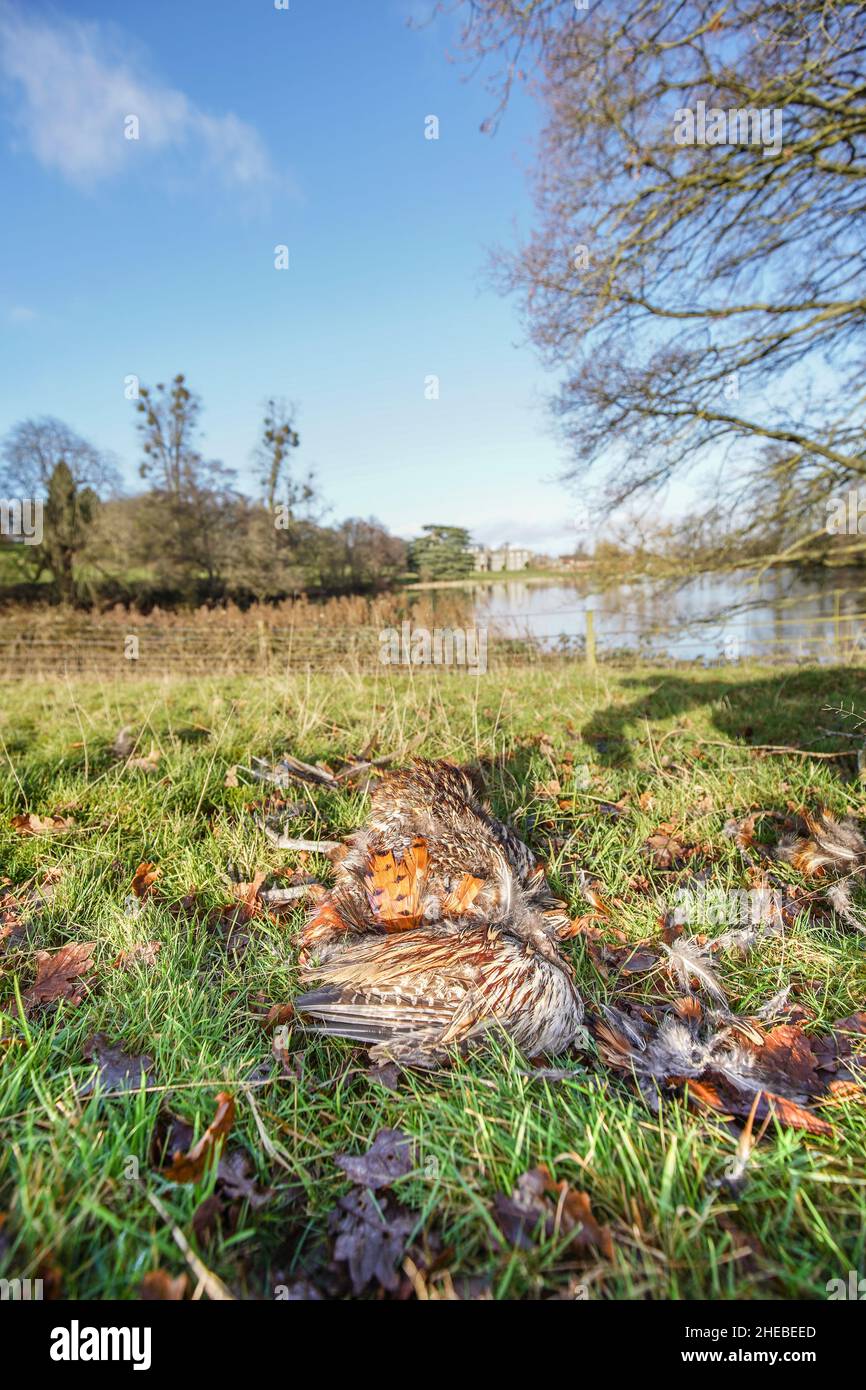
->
<box><xmin>294</xmin><ymin>759</ymin><xmax>583</xmax><ymax>1067</ymax></box>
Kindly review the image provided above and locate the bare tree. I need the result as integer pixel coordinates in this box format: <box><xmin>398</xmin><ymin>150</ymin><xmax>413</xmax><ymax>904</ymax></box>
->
<box><xmin>253</xmin><ymin>398</ymin><xmax>308</xmax><ymax>514</ymax></box>
<box><xmin>1</xmin><ymin>416</ymin><xmax>119</xmax><ymax>497</ymax></box>
<box><xmin>134</xmin><ymin>374</ymin><xmax>238</xmax><ymax>592</ymax></box>
<box><xmin>445</xmin><ymin>0</ymin><xmax>866</xmax><ymax>567</ymax></box>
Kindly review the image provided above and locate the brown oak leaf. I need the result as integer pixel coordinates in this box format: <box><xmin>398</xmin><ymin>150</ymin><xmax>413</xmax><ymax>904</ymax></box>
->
<box><xmin>24</xmin><ymin>942</ymin><xmax>95</xmax><ymax>1009</ymax></box>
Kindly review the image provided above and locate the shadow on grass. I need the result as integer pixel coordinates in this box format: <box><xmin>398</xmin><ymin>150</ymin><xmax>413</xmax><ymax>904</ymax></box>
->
<box><xmin>579</xmin><ymin>666</ymin><xmax>865</xmax><ymax>769</ymax></box>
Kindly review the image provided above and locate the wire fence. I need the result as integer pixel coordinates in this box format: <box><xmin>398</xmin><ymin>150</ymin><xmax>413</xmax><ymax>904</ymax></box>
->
<box><xmin>2</xmin><ymin>586</ymin><xmax>865</xmax><ymax>676</ymax></box>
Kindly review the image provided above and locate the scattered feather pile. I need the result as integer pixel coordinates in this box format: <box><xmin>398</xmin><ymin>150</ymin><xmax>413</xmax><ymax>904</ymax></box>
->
<box><xmin>593</xmin><ymin>997</ymin><xmax>860</xmax><ymax>1137</ymax></box>
<box><xmin>774</xmin><ymin>810</ymin><xmax>866</xmax><ymax>933</ymax></box>
<box><xmin>775</xmin><ymin>809</ymin><xmax>866</xmax><ymax>933</ymax></box>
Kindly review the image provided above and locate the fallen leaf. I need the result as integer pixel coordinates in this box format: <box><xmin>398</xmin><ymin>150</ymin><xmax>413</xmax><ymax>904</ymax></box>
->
<box><xmin>11</xmin><ymin>813</ymin><xmax>74</xmax><ymax>836</ymax></box>
<box><xmin>127</xmin><ymin>746</ymin><xmax>161</xmax><ymax>774</ymax></box>
<box><xmin>262</xmin><ymin>1002</ymin><xmax>294</xmax><ymax>1031</ymax></box>
<box><xmin>191</xmin><ymin>1194</ymin><xmax>225</xmax><ymax>1245</ymax></box>
<box><xmin>79</xmin><ymin>1034</ymin><xmax>155</xmax><ymax>1096</ymax></box>
<box><xmin>131</xmin><ymin>863</ymin><xmax>160</xmax><ymax>899</ymax></box>
<box><xmin>724</xmin><ymin>814</ymin><xmax>758</xmax><ymax>852</ymax></box>
<box><xmin>24</xmin><ymin>942</ymin><xmax>95</xmax><ymax>1009</ymax></box>
<box><xmin>139</xmin><ymin>1270</ymin><xmax>188</xmax><ymax>1300</ymax></box>
<box><xmin>643</xmin><ymin>829</ymin><xmax>690</xmax><ymax>868</ymax></box>
<box><xmin>230</xmin><ymin>871</ymin><xmax>266</xmax><ymax>916</ymax></box>
<box><xmin>329</xmin><ymin>1188</ymin><xmax>415</xmax><ymax>1295</ymax></box>
<box><xmin>111</xmin><ymin>942</ymin><xmax>162</xmax><ymax>971</ymax></box>
<box><xmin>716</xmin><ymin>1214</ymin><xmax>766</xmax><ymax>1274</ymax></box>
<box><xmin>598</xmin><ymin>799</ymin><xmax>629</xmax><ymax>819</ymax></box>
<box><xmin>216</xmin><ymin>1149</ymin><xmax>274</xmax><ymax>1208</ymax></box>
<box><xmin>493</xmin><ymin>1166</ymin><xmax>613</xmax><ymax>1257</ymax></box>
<box><xmin>685</xmin><ymin>1077</ymin><xmax>834</xmax><ymax>1138</ymax></box>
<box><xmin>163</xmin><ymin>1092</ymin><xmax>236</xmax><ymax>1183</ymax></box>
<box><xmin>207</xmin><ymin>903</ymin><xmax>257</xmax><ymax>959</ymax></box>
<box><xmin>750</xmin><ymin>1023</ymin><xmax>822</xmax><ymax>1097</ymax></box>
<box><xmin>0</xmin><ymin>897</ymin><xmax>27</xmax><ymax>953</ymax></box>
<box><xmin>552</xmin><ymin>1183</ymin><xmax>614</xmax><ymax>1258</ymax></box>
<box><xmin>811</xmin><ymin>1011</ymin><xmax>866</xmax><ymax>1080</ymax></box>
<box><xmin>335</xmin><ymin>1129</ymin><xmax>413</xmax><ymax>1190</ymax></box>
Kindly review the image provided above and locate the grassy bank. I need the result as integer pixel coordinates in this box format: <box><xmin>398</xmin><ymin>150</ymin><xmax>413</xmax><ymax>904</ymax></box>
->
<box><xmin>1</xmin><ymin>664</ymin><xmax>865</xmax><ymax>1299</ymax></box>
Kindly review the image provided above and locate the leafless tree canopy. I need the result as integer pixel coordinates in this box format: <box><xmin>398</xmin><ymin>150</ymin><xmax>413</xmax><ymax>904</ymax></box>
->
<box><xmin>1</xmin><ymin>416</ymin><xmax>120</xmax><ymax>497</ymax></box>
<box><xmin>447</xmin><ymin>0</ymin><xmax>866</xmax><ymax>563</ymax></box>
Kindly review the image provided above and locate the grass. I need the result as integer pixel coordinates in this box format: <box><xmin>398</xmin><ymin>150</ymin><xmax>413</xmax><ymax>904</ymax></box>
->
<box><xmin>1</xmin><ymin>661</ymin><xmax>865</xmax><ymax>1300</ymax></box>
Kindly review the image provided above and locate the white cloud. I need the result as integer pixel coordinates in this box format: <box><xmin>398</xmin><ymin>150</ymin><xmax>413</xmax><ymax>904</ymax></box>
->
<box><xmin>6</xmin><ymin>304</ymin><xmax>37</xmax><ymax>322</ymax></box>
<box><xmin>0</xmin><ymin>3</ymin><xmax>275</xmax><ymax>189</ymax></box>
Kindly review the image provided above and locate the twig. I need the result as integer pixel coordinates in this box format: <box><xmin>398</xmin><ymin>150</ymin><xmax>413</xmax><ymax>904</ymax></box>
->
<box><xmin>147</xmin><ymin>1191</ymin><xmax>234</xmax><ymax>1301</ymax></box>
<box><xmin>695</xmin><ymin>738</ymin><xmax>853</xmax><ymax>760</ymax></box>
<box><xmin>3</xmin><ymin>1075</ymin><xmax>283</xmax><ymax>1123</ymax></box>
<box><xmin>259</xmin><ymin>884</ymin><xmax>319</xmax><ymax>904</ymax></box>
<box><xmin>243</xmin><ymin>755</ymin><xmax>336</xmax><ymax>788</ymax></box>
<box><xmin>256</xmin><ymin>819</ymin><xmax>342</xmax><ymax>854</ymax></box>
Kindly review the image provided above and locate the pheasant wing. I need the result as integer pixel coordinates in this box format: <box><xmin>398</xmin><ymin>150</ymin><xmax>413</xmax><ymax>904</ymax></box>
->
<box><xmin>295</xmin><ymin>927</ymin><xmax>511</xmax><ymax>1063</ymax></box>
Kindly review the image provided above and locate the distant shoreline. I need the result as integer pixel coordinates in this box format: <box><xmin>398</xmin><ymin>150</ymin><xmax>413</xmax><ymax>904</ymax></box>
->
<box><xmin>404</xmin><ymin>569</ymin><xmax>589</xmax><ymax>591</ymax></box>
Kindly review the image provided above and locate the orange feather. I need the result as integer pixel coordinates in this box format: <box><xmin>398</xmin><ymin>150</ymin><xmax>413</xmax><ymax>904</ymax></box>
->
<box><xmin>443</xmin><ymin>872</ymin><xmax>485</xmax><ymax>916</ymax></box>
<box><xmin>365</xmin><ymin>837</ymin><xmax>429</xmax><ymax>928</ymax></box>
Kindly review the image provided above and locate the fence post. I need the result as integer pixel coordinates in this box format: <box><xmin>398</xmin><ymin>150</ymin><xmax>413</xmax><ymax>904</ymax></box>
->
<box><xmin>257</xmin><ymin>617</ymin><xmax>269</xmax><ymax>673</ymax></box>
<box><xmin>833</xmin><ymin>589</ymin><xmax>842</xmax><ymax>661</ymax></box>
<box><xmin>585</xmin><ymin>609</ymin><xmax>596</xmax><ymax>670</ymax></box>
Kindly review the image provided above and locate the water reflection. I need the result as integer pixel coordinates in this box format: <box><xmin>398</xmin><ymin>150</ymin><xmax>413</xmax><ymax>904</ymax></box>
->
<box><xmin>431</xmin><ymin>570</ymin><xmax>866</xmax><ymax>663</ymax></box>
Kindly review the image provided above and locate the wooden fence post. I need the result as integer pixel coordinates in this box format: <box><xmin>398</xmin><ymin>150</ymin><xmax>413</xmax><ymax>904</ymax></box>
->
<box><xmin>585</xmin><ymin>609</ymin><xmax>596</xmax><ymax>670</ymax></box>
<box><xmin>257</xmin><ymin>618</ymin><xmax>269</xmax><ymax>673</ymax></box>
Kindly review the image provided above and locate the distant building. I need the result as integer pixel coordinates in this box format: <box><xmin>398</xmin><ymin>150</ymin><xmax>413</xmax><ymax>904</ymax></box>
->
<box><xmin>557</xmin><ymin>552</ymin><xmax>592</xmax><ymax>572</ymax></box>
<box><xmin>469</xmin><ymin>541</ymin><xmax>533</xmax><ymax>573</ymax></box>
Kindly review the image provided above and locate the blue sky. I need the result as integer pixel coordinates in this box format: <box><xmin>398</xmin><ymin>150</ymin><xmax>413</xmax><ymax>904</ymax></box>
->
<box><xmin>0</xmin><ymin>0</ymin><xmax>595</xmax><ymax>554</ymax></box>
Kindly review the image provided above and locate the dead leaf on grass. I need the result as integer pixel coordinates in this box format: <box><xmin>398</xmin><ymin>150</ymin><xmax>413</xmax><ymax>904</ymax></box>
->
<box><xmin>131</xmin><ymin>862</ymin><xmax>160</xmax><ymax>899</ymax></box>
<box><xmin>335</xmin><ymin>1128</ymin><xmax>413</xmax><ymax>1190</ymax></box>
<box><xmin>329</xmin><ymin>1188</ymin><xmax>415</xmax><ymax>1295</ymax></box>
<box><xmin>162</xmin><ymin>1092</ymin><xmax>236</xmax><ymax>1183</ymax></box>
<box><xmin>11</xmin><ymin>813</ymin><xmax>74</xmax><ymax>836</ymax></box>
<box><xmin>24</xmin><ymin>942</ymin><xmax>95</xmax><ymax>1009</ymax></box>
<box><xmin>493</xmin><ymin>1166</ymin><xmax>613</xmax><ymax>1257</ymax></box>
<box><xmin>79</xmin><ymin>1034</ymin><xmax>155</xmax><ymax>1096</ymax></box>
<box><xmin>643</xmin><ymin>827</ymin><xmax>691</xmax><ymax>869</ymax></box>
<box><xmin>127</xmin><ymin>746</ymin><xmax>162</xmax><ymax>774</ymax></box>
<box><xmin>111</xmin><ymin>942</ymin><xmax>162</xmax><ymax>971</ymax></box>
<box><xmin>139</xmin><ymin>1270</ymin><xmax>188</xmax><ymax>1300</ymax></box>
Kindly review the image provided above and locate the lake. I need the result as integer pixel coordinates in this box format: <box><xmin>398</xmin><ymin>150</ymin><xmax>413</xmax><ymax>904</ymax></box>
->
<box><xmin>432</xmin><ymin>569</ymin><xmax>866</xmax><ymax>664</ymax></box>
